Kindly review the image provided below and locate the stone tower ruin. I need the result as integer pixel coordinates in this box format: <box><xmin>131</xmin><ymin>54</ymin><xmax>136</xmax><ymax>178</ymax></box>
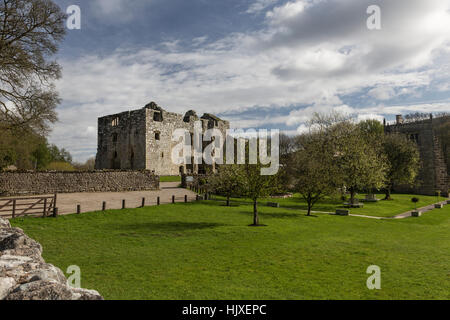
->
<box><xmin>385</xmin><ymin>114</ymin><xmax>449</xmax><ymax>197</ymax></box>
<box><xmin>95</xmin><ymin>102</ymin><xmax>230</xmax><ymax>175</ymax></box>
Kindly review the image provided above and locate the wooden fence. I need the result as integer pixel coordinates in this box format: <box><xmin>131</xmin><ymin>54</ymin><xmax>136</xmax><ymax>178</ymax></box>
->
<box><xmin>0</xmin><ymin>194</ymin><xmax>57</xmax><ymax>219</ymax></box>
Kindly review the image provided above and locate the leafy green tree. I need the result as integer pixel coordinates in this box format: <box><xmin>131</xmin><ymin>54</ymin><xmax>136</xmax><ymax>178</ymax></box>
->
<box><xmin>0</xmin><ymin>144</ymin><xmax>16</xmax><ymax>169</ymax></box>
<box><xmin>2</xmin><ymin>128</ymin><xmax>43</xmax><ymax>169</ymax></box>
<box><xmin>243</xmin><ymin>160</ymin><xmax>279</xmax><ymax>226</ymax></box>
<box><xmin>49</xmin><ymin>144</ymin><xmax>73</xmax><ymax>163</ymax></box>
<box><xmin>358</xmin><ymin>119</ymin><xmax>384</xmax><ymax>142</ymax></box>
<box><xmin>31</xmin><ymin>142</ymin><xmax>52</xmax><ymax>170</ymax></box>
<box><xmin>209</xmin><ymin>164</ymin><xmax>245</xmax><ymax>206</ymax></box>
<box><xmin>309</xmin><ymin>114</ymin><xmax>388</xmax><ymax>204</ymax></box>
<box><xmin>382</xmin><ymin>133</ymin><xmax>420</xmax><ymax>200</ymax></box>
<box><xmin>334</xmin><ymin>122</ymin><xmax>388</xmax><ymax>204</ymax></box>
<box><xmin>292</xmin><ymin>132</ymin><xmax>338</xmax><ymax>216</ymax></box>
<box><xmin>277</xmin><ymin>133</ymin><xmax>299</xmax><ymax>191</ymax></box>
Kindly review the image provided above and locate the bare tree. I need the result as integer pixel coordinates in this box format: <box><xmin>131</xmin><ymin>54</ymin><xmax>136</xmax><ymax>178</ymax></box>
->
<box><xmin>0</xmin><ymin>0</ymin><xmax>66</xmax><ymax>134</ymax></box>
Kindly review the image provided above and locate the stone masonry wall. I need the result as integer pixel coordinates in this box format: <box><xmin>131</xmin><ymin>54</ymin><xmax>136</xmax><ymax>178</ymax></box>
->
<box><xmin>96</xmin><ymin>102</ymin><xmax>230</xmax><ymax>176</ymax></box>
<box><xmin>385</xmin><ymin>116</ymin><xmax>449</xmax><ymax>196</ymax></box>
<box><xmin>0</xmin><ymin>217</ymin><xmax>103</xmax><ymax>300</ymax></box>
<box><xmin>0</xmin><ymin>171</ymin><xmax>159</xmax><ymax>197</ymax></box>
<box><xmin>95</xmin><ymin>108</ymin><xmax>147</xmax><ymax>170</ymax></box>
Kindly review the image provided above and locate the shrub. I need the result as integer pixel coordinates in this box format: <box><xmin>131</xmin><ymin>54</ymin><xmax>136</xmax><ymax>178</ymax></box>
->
<box><xmin>46</xmin><ymin>161</ymin><xmax>75</xmax><ymax>172</ymax></box>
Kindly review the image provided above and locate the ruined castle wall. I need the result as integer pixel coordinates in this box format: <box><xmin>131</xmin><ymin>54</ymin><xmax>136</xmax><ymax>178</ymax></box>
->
<box><xmin>96</xmin><ymin>104</ymin><xmax>230</xmax><ymax>176</ymax></box>
<box><xmin>145</xmin><ymin>109</ymin><xmax>193</xmax><ymax>176</ymax></box>
<box><xmin>95</xmin><ymin>109</ymin><xmax>147</xmax><ymax>170</ymax></box>
<box><xmin>144</xmin><ymin>108</ymin><xmax>230</xmax><ymax>176</ymax></box>
<box><xmin>385</xmin><ymin>116</ymin><xmax>449</xmax><ymax>196</ymax></box>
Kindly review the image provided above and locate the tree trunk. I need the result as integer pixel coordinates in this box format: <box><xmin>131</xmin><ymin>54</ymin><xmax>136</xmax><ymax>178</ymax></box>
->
<box><xmin>307</xmin><ymin>197</ymin><xmax>312</xmax><ymax>216</ymax></box>
<box><xmin>226</xmin><ymin>196</ymin><xmax>230</xmax><ymax>207</ymax></box>
<box><xmin>253</xmin><ymin>200</ymin><xmax>259</xmax><ymax>225</ymax></box>
<box><xmin>349</xmin><ymin>187</ymin><xmax>356</xmax><ymax>205</ymax></box>
<box><xmin>384</xmin><ymin>186</ymin><xmax>392</xmax><ymax>200</ymax></box>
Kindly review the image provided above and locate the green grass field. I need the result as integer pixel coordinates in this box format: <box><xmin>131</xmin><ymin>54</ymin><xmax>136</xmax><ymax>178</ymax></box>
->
<box><xmin>160</xmin><ymin>176</ymin><xmax>181</xmax><ymax>182</ymax></box>
<box><xmin>11</xmin><ymin>198</ymin><xmax>450</xmax><ymax>300</ymax></box>
<box><xmin>214</xmin><ymin>193</ymin><xmax>441</xmax><ymax>218</ymax></box>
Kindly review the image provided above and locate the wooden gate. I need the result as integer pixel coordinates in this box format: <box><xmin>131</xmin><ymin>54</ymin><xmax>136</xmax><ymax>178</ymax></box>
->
<box><xmin>0</xmin><ymin>194</ymin><xmax>57</xmax><ymax>219</ymax></box>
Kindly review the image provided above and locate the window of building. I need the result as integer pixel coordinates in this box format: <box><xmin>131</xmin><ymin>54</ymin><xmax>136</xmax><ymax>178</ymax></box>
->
<box><xmin>112</xmin><ymin>133</ymin><xmax>118</xmax><ymax>143</ymax></box>
<box><xmin>410</xmin><ymin>133</ymin><xmax>419</xmax><ymax>143</ymax></box>
<box><xmin>161</xmin><ymin>152</ymin><xmax>164</xmax><ymax>158</ymax></box>
<box><xmin>155</xmin><ymin>132</ymin><xmax>161</xmax><ymax>140</ymax></box>
<box><xmin>153</xmin><ymin>111</ymin><xmax>163</xmax><ymax>122</ymax></box>
<box><xmin>112</xmin><ymin>117</ymin><xmax>119</xmax><ymax>127</ymax></box>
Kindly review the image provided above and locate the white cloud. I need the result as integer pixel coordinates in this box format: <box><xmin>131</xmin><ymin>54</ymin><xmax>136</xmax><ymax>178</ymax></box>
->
<box><xmin>54</xmin><ymin>0</ymin><xmax>450</xmax><ymax>161</ymax></box>
<box><xmin>367</xmin><ymin>87</ymin><xmax>396</xmax><ymax>101</ymax></box>
<box><xmin>247</xmin><ymin>0</ymin><xmax>279</xmax><ymax>14</ymax></box>
<box><xmin>94</xmin><ymin>0</ymin><xmax>126</xmax><ymax>15</ymax></box>
<box><xmin>90</xmin><ymin>0</ymin><xmax>149</xmax><ymax>22</ymax></box>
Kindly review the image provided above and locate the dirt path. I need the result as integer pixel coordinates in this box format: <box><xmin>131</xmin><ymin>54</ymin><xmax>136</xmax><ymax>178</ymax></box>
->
<box><xmin>48</xmin><ymin>182</ymin><xmax>197</xmax><ymax>215</ymax></box>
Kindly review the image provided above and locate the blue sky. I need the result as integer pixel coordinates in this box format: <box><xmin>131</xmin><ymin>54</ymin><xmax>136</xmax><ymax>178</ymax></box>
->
<box><xmin>52</xmin><ymin>0</ymin><xmax>450</xmax><ymax>162</ymax></box>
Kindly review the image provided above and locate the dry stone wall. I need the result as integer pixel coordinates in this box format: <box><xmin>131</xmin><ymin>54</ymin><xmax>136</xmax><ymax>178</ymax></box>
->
<box><xmin>0</xmin><ymin>171</ymin><xmax>159</xmax><ymax>197</ymax></box>
<box><xmin>0</xmin><ymin>217</ymin><xmax>103</xmax><ymax>300</ymax></box>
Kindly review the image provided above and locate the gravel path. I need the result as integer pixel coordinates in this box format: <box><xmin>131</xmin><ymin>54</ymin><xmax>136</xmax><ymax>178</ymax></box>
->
<box><xmin>48</xmin><ymin>182</ymin><xmax>197</xmax><ymax>215</ymax></box>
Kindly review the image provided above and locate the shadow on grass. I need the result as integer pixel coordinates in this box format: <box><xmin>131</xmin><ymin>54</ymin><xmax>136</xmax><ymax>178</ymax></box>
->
<box><xmin>111</xmin><ymin>221</ymin><xmax>227</xmax><ymax>232</ymax></box>
<box><xmin>238</xmin><ymin>210</ymin><xmax>305</xmax><ymax>219</ymax></box>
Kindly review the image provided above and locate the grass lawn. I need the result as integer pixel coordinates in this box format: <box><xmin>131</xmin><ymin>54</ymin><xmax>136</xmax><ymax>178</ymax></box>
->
<box><xmin>11</xmin><ymin>200</ymin><xmax>450</xmax><ymax>300</ymax></box>
<box><xmin>214</xmin><ymin>193</ymin><xmax>441</xmax><ymax>218</ymax></box>
<box><xmin>160</xmin><ymin>176</ymin><xmax>181</xmax><ymax>183</ymax></box>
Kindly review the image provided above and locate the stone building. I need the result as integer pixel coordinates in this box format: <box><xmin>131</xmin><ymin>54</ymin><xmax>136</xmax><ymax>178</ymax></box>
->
<box><xmin>95</xmin><ymin>102</ymin><xmax>230</xmax><ymax>175</ymax></box>
<box><xmin>384</xmin><ymin>114</ymin><xmax>449</xmax><ymax>196</ymax></box>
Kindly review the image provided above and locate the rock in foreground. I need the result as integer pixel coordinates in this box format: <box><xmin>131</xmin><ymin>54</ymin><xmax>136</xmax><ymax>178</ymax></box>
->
<box><xmin>0</xmin><ymin>217</ymin><xmax>103</xmax><ymax>300</ymax></box>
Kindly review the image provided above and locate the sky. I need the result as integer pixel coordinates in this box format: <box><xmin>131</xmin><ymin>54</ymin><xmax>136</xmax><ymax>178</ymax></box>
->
<box><xmin>51</xmin><ymin>0</ymin><xmax>450</xmax><ymax>162</ymax></box>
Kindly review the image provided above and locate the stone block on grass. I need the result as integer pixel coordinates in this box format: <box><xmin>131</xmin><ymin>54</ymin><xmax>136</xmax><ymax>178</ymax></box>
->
<box><xmin>336</xmin><ymin>209</ymin><xmax>349</xmax><ymax>216</ymax></box>
<box><xmin>267</xmin><ymin>202</ymin><xmax>280</xmax><ymax>208</ymax></box>
<box><xmin>411</xmin><ymin>211</ymin><xmax>422</xmax><ymax>217</ymax></box>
